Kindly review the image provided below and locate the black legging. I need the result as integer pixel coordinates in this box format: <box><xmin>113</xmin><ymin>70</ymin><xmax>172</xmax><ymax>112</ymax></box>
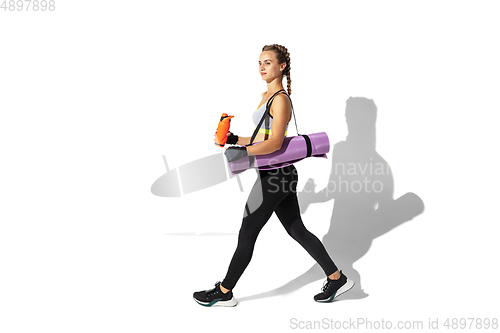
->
<box><xmin>222</xmin><ymin>164</ymin><xmax>338</xmax><ymax>290</ymax></box>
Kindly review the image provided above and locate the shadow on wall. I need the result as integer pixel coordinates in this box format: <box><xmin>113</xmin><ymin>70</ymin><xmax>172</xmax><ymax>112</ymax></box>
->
<box><xmin>238</xmin><ymin>96</ymin><xmax>425</xmax><ymax>302</ymax></box>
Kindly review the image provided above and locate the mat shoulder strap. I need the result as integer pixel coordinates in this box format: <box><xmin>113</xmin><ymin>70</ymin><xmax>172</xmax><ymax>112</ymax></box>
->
<box><xmin>248</xmin><ymin>89</ymin><xmax>299</xmax><ymax>145</ymax></box>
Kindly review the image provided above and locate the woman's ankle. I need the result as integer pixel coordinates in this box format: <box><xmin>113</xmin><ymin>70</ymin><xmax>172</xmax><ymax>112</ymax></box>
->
<box><xmin>220</xmin><ymin>284</ymin><xmax>230</xmax><ymax>294</ymax></box>
<box><xmin>328</xmin><ymin>270</ymin><xmax>341</xmax><ymax>280</ymax></box>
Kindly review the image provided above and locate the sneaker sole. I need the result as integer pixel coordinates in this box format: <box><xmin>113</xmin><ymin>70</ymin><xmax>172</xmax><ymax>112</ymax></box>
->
<box><xmin>315</xmin><ymin>278</ymin><xmax>355</xmax><ymax>303</ymax></box>
<box><xmin>193</xmin><ymin>296</ymin><xmax>238</xmax><ymax>307</ymax></box>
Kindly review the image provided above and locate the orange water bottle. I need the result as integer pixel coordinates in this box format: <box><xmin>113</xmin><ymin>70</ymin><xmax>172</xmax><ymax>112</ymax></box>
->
<box><xmin>215</xmin><ymin>113</ymin><xmax>234</xmax><ymax>147</ymax></box>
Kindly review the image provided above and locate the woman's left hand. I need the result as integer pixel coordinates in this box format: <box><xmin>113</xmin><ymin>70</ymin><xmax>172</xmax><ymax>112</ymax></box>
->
<box><xmin>225</xmin><ymin>146</ymin><xmax>248</xmax><ymax>162</ymax></box>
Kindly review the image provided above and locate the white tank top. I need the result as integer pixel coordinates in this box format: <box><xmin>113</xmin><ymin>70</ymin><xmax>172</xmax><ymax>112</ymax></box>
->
<box><xmin>252</xmin><ymin>100</ymin><xmax>289</xmax><ymax>136</ymax></box>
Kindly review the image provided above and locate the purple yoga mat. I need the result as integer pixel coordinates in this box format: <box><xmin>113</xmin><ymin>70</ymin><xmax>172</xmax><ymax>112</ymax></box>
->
<box><xmin>227</xmin><ymin>132</ymin><xmax>330</xmax><ymax>175</ymax></box>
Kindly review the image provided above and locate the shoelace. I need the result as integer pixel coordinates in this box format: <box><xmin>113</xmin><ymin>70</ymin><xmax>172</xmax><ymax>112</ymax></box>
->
<box><xmin>206</xmin><ymin>281</ymin><xmax>222</xmax><ymax>297</ymax></box>
<box><xmin>321</xmin><ymin>279</ymin><xmax>332</xmax><ymax>292</ymax></box>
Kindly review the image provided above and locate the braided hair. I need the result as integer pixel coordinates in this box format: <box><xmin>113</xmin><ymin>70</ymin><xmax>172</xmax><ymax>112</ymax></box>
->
<box><xmin>261</xmin><ymin>44</ymin><xmax>292</xmax><ymax>96</ymax></box>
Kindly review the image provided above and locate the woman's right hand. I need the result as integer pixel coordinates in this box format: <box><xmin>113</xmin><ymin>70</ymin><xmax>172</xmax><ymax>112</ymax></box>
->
<box><xmin>214</xmin><ymin>131</ymin><xmax>234</xmax><ymax>145</ymax></box>
<box><xmin>226</xmin><ymin>132</ymin><xmax>238</xmax><ymax>145</ymax></box>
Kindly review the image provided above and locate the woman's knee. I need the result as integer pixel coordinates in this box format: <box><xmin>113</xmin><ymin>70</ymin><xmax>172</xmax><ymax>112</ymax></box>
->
<box><xmin>238</xmin><ymin>221</ymin><xmax>263</xmax><ymax>242</ymax></box>
<box><xmin>289</xmin><ymin>219</ymin><xmax>309</xmax><ymax>239</ymax></box>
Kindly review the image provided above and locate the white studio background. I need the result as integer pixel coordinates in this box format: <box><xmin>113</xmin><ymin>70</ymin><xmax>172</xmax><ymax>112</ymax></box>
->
<box><xmin>1</xmin><ymin>1</ymin><xmax>499</xmax><ymax>332</ymax></box>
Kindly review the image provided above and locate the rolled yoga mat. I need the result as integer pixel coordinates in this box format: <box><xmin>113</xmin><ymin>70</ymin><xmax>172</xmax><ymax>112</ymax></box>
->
<box><xmin>228</xmin><ymin>132</ymin><xmax>330</xmax><ymax>175</ymax></box>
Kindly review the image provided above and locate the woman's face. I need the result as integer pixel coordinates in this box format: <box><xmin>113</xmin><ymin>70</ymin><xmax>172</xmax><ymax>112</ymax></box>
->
<box><xmin>259</xmin><ymin>51</ymin><xmax>285</xmax><ymax>81</ymax></box>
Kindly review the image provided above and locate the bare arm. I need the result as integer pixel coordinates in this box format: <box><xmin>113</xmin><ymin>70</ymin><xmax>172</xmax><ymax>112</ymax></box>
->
<box><xmin>245</xmin><ymin>94</ymin><xmax>291</xmax><ymax>156</ymax></box>
<box><xmin>235</xmin><ymin>136</ymin><xmax>251</xmax><ymax>146</ymax></box>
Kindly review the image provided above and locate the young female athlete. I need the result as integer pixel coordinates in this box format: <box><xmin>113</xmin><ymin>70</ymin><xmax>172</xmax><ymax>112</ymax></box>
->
<box><xmin>193</xmin><ymin>44</ymin><xmax>354</xmax><ymax>307</ymax></box>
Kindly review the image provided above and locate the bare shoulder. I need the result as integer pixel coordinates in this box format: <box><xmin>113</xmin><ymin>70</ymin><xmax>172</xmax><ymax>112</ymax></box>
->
<box><xmin>270</xmin><ymin>93</ymin><xmax>292</xmax><ymax>118</ymax></box>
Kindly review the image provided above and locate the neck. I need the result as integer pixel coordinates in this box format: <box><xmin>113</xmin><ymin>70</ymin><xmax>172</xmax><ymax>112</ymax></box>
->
<box><xmin>266</xmin><ymin>77</ymin><xmax>285</xmax><ymax>95</ymax></box>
